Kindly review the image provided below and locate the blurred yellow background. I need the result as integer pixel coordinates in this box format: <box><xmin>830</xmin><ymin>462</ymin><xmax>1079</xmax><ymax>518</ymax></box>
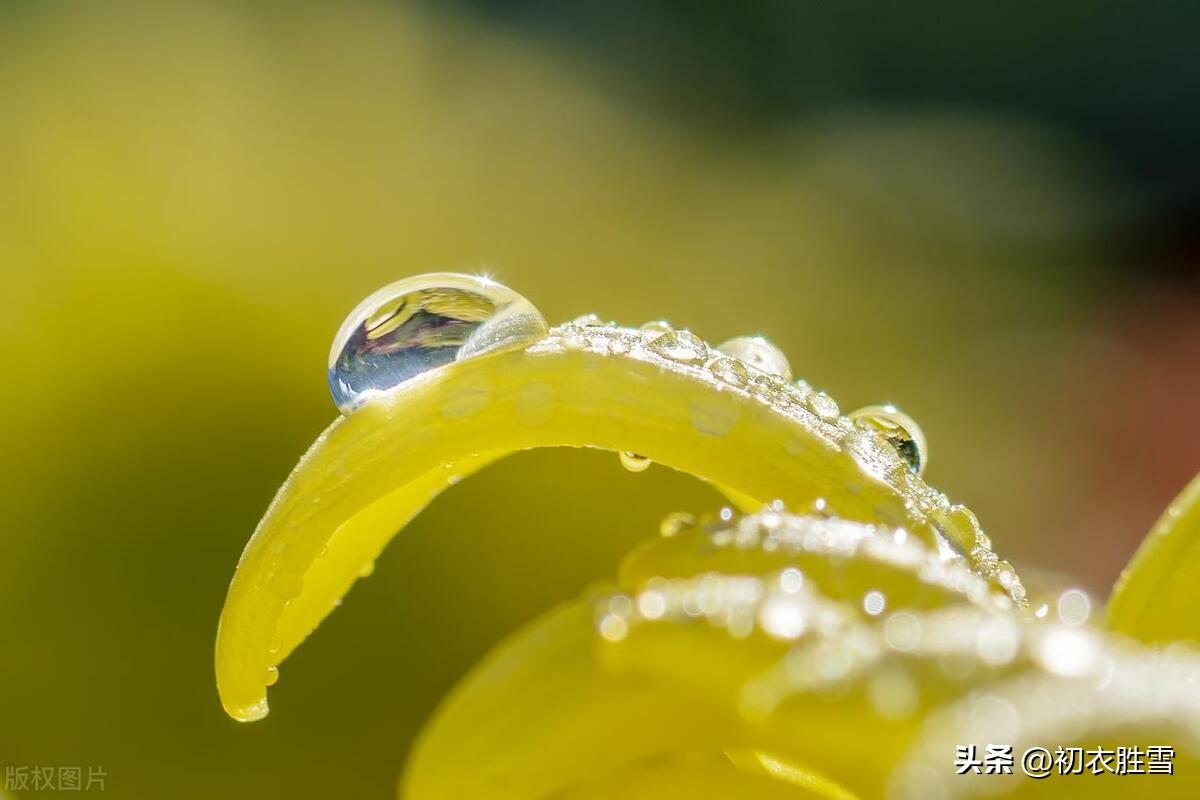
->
<box><xmin>1</xmin><ymin>1</ymin><xmax>1197</xmax><ymax>797</ymax></box>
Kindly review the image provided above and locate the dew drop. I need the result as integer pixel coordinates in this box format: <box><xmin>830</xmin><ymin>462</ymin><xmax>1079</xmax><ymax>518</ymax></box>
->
<box><xmin>884</xmin><ymin>611</ymin><xmax>921</xmax><ymax>651</ymax></box>
<box><xmin>708</xmin><ymin>357</ymin><xmax>750</xmax><ymax>387</ymax></box>
<box><xmin>597</xmin><ymin>613</ymin><xmax>629</xmax><ymax>642</ymax></box>
<box><xmin>648</xmin><ymin>329</ymin><xmax>708</xmax><ymax>364</ymax></box>
<box><xmin>619</xmin><ymin>451</ymin><xmax>652</xmax><ymax>472</ymax></box>
<box><xmin>328</xmin><ymin>273</ymin><xmax>547</xmax><ymax>414</ymax></box>
<box><xmin>1056</xmin><ymin>588</ymin><xmax>1091</xmax><ymax>626</ymax></box>
<box><xmin>779</xmin><ymin>568</ymin><xmax>804</xmax><ymax>593</ymax></box>
<box><xmin>571</xmin><ymin>313</ymin><xmax>612</xmax><ymax>327</ymax></box>
<box><xmin>809</xmin><ymin>392</ymin><xmax>840</xmax><ymax>421</ymax></box>
<box><xmin>637</xmin><ymin>590</ymin><xmax>667</xmax><ymax>619</ymax></box>
<box><xmin>848</xmin><ymin>404</ymin><xmax>927</xmax><ymax>475</ymax></box>
<box><xmin>264</xmin><ymin>665</ymin><xmax>280</xmax><ymax>687</ymax></box>
<box><xmin>639</xmin><ymin>319</ymin><xmax>673</xmax><ymax>334</ymax></box>
<box><xmin>358</xmin><ymin>561</ymin><xmax>376</xmax><ymax>578</ymax></box>
<box><xmin>716</xmin><ymin>336</ymin><xmax>793</xmax><ymax>381</ymax></box>
<box><xmin>863</xmin><ymin>590</ymin><xmax>887</xmax><ymax>616</ymax></box>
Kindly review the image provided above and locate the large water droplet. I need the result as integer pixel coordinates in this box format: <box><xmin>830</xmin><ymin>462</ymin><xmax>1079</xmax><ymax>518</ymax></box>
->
<box><xmin>848</xmin><ymin>404</ymin><xmax>927</xmax><ymax>475</ymax></box>
<box><xmin>328</xmin><ymin>273</ymin><xmax>547</xmax><ymax>413</ymax></box>
<box><xmin>716</xmin><ymin>336</ymin><xmax>792</xmax><ymax>381</ymax></box>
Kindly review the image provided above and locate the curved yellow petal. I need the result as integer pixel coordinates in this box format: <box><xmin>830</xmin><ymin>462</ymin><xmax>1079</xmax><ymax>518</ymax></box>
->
<box><xmin>217</xmin><ymin>324</ymin><xmax>1011</xmax><ymax>721</ymax></box>
<box><xmin>725</xmin><ymin>751</ymin><xmax>860</xmax><ymax>800</ymax></box>
<box><xmin>408</xmin><ymin>557</ymin><xmax>1200</xmax><ymax>800</ymax></box>
<box><xmin>617</xmin><ymin>513</ymin><xmax>1012</xmax><ymax>613</ymax></box>
<box><xmin>402</xmin><ymin>594</ymin><xmax>878</xmax><ymax>799</ymax></box>
<box><xmin>1106</xmin><ymin>472</ymin><xmax>1200</xmax><ymax>644</ymax></box>
<box><xmin>404</xmin><ymin>513</ymin><xmax>1011</xmax><ymax>799</ymax></box>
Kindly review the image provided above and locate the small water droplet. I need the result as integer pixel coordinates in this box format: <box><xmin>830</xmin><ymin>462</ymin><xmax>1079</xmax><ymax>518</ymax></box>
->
<box><xmin>708</xmin><ymin>357</ymin><xmax>750</xmax><ymax>387</ymax></box>
<box><xmin>809</xmin><ymin>392</ymin><xmax>840</xmax><ymax>421</ymax></box>
<box><xmin>648</xmin><ymin>329</ymin><xmax>708</xmax><ymax>364</ymax></box>
<box><xmin>884</xmin><ymin>612</ymin><xmax>921</xmax><ymax>651</ymax></box>
<box><xmin>716</xmin><ymin>336</ymin><xmax>792</xmax><ymax>381</ymax></box>
<box><xmin>863</xmin><ymin>590</ymin><xmax>887</xmax><ymax>616</ymax></box>
<box><xmin>328</xmin><ymin>273</ymin><xmax>547</xmax><ymax>413</ymax></box>
<box><xmin>619</xmin><ymin>451</ymin><xmax>652</xmax><ymax>472</ymax></box>
<box><xmin>597</xmin><ymin>613</ymin><xmax>629</xmax><ymax>642</ymax></box>
<box><xmin>848</xmin><ymin>404</ymin><xmax>927</xmax><ymax>475</ymax></box>
<box><xmin>639</xmin><ymin>319</ymin><xmax>673</xmax><ymax>334</ymax></box>
<box><xmin>571</xmin><ymin>313</ymin><xmax>611</xmax><ymax>327</ymax></box>
<box><xmin>264</xmin><ymin>665</ymin><xmax>280</xmax><ymax>686</ymax></box>
<box><xmin>1056</xmin><ymin>588</ymin><xmax>1091</xmax><ymax>625</ymax></box>
<box><xmin>358</xmin><ymin>561</ymin><xmax>376</xmax><ymax>578</ymax></box>
<box><xmin>637</xmin><ymin>589</ymin><xmax>667</xmax><ymax>619</ymax></box>
<box><xmin>779</xmin><ymin>568</ymin><xmax>804</xmax><ymax>593</ymax></box>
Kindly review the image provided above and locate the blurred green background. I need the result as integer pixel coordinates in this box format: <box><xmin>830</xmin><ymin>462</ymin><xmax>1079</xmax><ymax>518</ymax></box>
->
<box><xmin>1</xmin><ymin>1</ymin><xmax>1197</xmax><ymax>797</ymax></box>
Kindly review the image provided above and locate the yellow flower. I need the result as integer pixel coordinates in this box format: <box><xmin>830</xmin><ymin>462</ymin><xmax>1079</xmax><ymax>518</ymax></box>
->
<box><xmin>217</xmin><ymin>278</ymin><xmax>1200</xmax><ymax>798</ymax></box>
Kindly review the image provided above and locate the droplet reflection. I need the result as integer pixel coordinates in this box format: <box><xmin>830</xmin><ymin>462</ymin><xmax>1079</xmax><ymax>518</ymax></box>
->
<box><xmin>328</xmin><ymin>273</ymin><xmax>547</xmax><ymax>413</ymax></box>
<box><xmin>848</xmin><ymin>404</ymin><xmax>928</xmax><ymax>475</ymax></box>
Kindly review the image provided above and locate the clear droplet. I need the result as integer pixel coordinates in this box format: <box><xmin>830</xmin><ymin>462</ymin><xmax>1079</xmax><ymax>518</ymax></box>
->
<box><xmin>708</xmin><ymin>357</ymin><xmax>750</xmax><ymax>387</ymax></box>
<box><xmin>597</xmin><ymin>613</ymin><xmax>629</xmax><ymax>642</ymax></box>
<box><xmin>863</xmin><ymin>590</ymin><xmax>887</xmax><ymax>616</ymax></box>
<box><xmin>1056</xmin><ymin>588</ymin><xmax>1091</xmax><ymax>625</ymax></box>
<box><xmin>264</xmin><ymin>665</ymin><xmax>280</xmax><ymax>686</ymax></box>
<box><xmin>328</xmin><ymin>273</ymin><xmax>548</xmax><ymax>413</ymax></box>
<box><xmin>639</xmin><ymin>319</ymin><xmax>673</xmax><ymax>334</ymax></box>
<box><xmin>809</xmin><ymin>391</ymin><xmax>840</xmax><ymax>421</ymax></box>
<box><xmin>358</xmin><ymin>561</ymin><xmax>376</xmax><ymax>578</ymax></box>
<box><xmin>716</xmin><ymin>336</ymin><xmax>793</xmax><ymax>381</ymax></box>
<box><xmin>571</xmin><ymin>313</ymin><xmax>611</xmax><ymax>327</ymax></box>
<box><xmin>648</xmin><ymin>329</ymin><xmax>708</xmax><ymax>364</ymax></box>
<box><xmin>848</xmin><ymin>404</ymin><xmax>927</xmax><ymax>475</ymax></box>
<box><xmin>619</xmin><ymin>451</ymin><xmax>652</xmax><ymax>472</ymax></box>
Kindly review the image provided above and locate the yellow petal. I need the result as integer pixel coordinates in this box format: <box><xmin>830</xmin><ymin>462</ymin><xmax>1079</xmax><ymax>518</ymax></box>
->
<box><xmin>217</xmin><ymin>325</ymin><xmax>1009</xmax><ymax>721</ymax></box>
<box><xmin>1106</xmin><ymin>472</ymin><xmax>1200</xmax><ymax>644</ymax></box>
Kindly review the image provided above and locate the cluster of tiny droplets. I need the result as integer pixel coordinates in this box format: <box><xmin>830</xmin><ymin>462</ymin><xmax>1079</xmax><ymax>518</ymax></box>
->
<box><xmin>891</xmin><ymin>639</ymin><xmax>1200</xmax><ymax>800</ymax></box>
<box><xmin>530</xmin><ymin>317</ymin><xmax>1023</xmax><ymax>605</ymax></box>
<box><xmin>592</xmin><ymin>534</ymin><xmax>1200</xmax><ymax>773</ymax></box>
<box><xmin>646</xmin><ymin>511</ymin><xmax>1012</xmax><ymax>614</ymax></box>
